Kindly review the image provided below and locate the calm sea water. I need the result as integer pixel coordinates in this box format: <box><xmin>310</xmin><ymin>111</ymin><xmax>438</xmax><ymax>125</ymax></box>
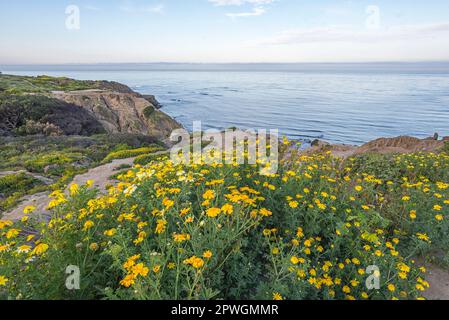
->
<box><xmin>4</xmin><ymin>64</ymin><xmax>449</xmax><ymax>145</ymax></box>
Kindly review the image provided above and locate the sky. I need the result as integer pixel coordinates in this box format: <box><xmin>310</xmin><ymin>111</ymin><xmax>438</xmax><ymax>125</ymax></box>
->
<box><xmin>1</xmin><ymin>0</ymin><xmax>449</xmax><ymax>64</ymax></box>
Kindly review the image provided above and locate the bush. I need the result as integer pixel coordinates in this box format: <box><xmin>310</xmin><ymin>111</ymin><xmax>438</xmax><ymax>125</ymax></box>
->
<box><xmin>0</xmin><ymin>173</ymin><xmax>41</xmax><ymax>198</ymax></box>
<box><xmin>102</xmin><ymin>146</ymin><xmax>166</xmax><ymax>163</ymax></box>
<box><xmin>1</xmin><ymin>144</ymin><xmax>447</xmax><ymax>300</ymax></box>
<box><xmin>0</xmin><ymin>95</ymin><xmax>105</xmax><ymax>136</ymax></box>
<box><xmin>134</xmin><ymin>152</ymin><xmax>170</xmax><ymax>166</ymax></box>
<box><xmin>17</xmin><ymin>120</ymin><xmax>63</xmax><ymax>136</ymax></box>
<box><xmin>0</xmin><ymin>173</ymin><xmax>44</xmax><ymax>212</ymax></box>
<box><xmin>24</xmin><ymin>152</ymin><xmax>81</xmax><ymax>173</ymax></box>
<box><xmin>143</xmin><ymin>106</ymin><xmax>155</xmax><ymax>119</ymax></box>
<box><xmin>0</xmin><ymin>134</ymin><xmax>167</xmax><ymax>215</ymax></box>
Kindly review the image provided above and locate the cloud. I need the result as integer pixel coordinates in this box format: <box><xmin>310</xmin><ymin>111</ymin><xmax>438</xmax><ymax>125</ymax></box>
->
<box><xmin>259</xmin><ymin>22</ymin><xmax>449</xmax><ymax>45</ymax></box>
<box><xmin>226</xmin><ymin>7</ymin><xmax>266</xmax><ymax>18</ymax></box>
<box><xmin>119</xmin><ymin>2</ymin><xmax>164</xmax><ymax>14</ymax></box>
<box><xmin>84</xmin><ymin>5</ymin><xmax>101</xmax><ymax>11</ymax></box>
<box><xmin>147</xmin><ymin>4</ymin><xmax>164</xmax><ymax>13</ymax></box>
<box><xmin>209</xmin><ymin>0</ymin><xmax>275</xmax><ymax>6</ymax></box>
<box><xmin>209</xmin><ymin>0</ymin><xmax>275</xmax><ymax>18</ymax></box>
<box><xmin>323</xmin><ymin>6</ymin><xmax>351</xmax><ymax>17</ymax></box>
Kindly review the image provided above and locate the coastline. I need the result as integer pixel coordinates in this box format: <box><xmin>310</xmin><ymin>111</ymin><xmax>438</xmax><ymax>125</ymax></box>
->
<box><xmin>5</xmin><ymin>68</ymin><xmax>449</xmax><ymax>145</ymax></box>
<box><xmin>1</xmin><ymin>74</ymin><xmax>449</xmax><ymax>301</ymax></box>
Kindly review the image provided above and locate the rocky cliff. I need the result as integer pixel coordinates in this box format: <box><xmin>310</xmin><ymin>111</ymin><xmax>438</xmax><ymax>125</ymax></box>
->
<box><xmin>0</xmin><ymin>74</ymin><xmax>181</xmax><ymax>141</ymax></box>
<box><xmin>51</xmin><ymin>89</ymin><xmax>180</xmax><ymax>140</ymax></box>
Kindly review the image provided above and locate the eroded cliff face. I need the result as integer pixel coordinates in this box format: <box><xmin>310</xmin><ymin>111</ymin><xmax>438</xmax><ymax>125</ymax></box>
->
<box><xmin>51</xmin><ymin>89</ymin><xmax>181</xmax><ymax>140</ymax></box>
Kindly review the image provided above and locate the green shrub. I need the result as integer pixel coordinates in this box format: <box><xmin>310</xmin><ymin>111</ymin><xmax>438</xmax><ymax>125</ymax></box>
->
<box><xmin>102</xmin><ymin>146</ymin><xmax>165</xmax><ymax>163</ymax></box>
<box><xmin>134</xmin><ymin>152</ymin><xmax>170</xmax><ymax>166</ymax></box>
<box><xmin>0</xmin><ymin>173</ymin><xmax>42</xmax><ymax>197</ymax></box>
<box><xmin>0</xmin><ymin>134</ymin><xmax>166</xmax><ymax>212</ymax></box>
<box><xmin>347</xmin><ymin>153</ymin><xmax>404</xmax><ymax>183</ymax></box>
<box><xmin>143</xmin><ymin>106</ymin><xmax>155</xmax><ymax>119</ymax></box>
<box><xmin>0</xmin><ymin>74</ymin><xmax>134</xmax><ymax>95</ymax></box>
<box><xmin>24</xmin><ymin>152</ymin><xmax>81</xmax><ymax>173</ymax></box>
<box><xmin>442</xmin><ymin>141</ymin><xmax>449</xmax><ymax>154</ymax></box>
<box><xmin>0</xmin><ymin>95</ymin><xmax>105</xmax><ymax>136</ymax></box>
<box><xmin>0</xmin><ymin>173</ymin><xmax>44</xmax><ymax>212</ymax></box>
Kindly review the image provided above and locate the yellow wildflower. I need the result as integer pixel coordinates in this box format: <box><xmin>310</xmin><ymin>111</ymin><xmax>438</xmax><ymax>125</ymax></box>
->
<box><xmin>120</xmin><ymin>274</ymin><xmax>135</xmax><ymax>288</ymax></box>
<box><xmin>289</xmin><ymin>201</ymin><xmax>299</xmax><ymax>209</ymax></box>
<box><xmin>203</xmin><ymin>190</ymin><xmax>215</xmax><ymax>200</ymax></box>
<box><xmin>104</xmin><ymin>228</ymin><xmax>117</xmax><ymax>237</ymax></box>
<box><xmin>273</xmin><ymin>292</ymin><xmax>283</xmax><ymax>300</ymax></box>
<box><xmin>23</xmin><ymin>206</ymin><xmax>36</xmax><ymax>214</ymax></box>
<box><xmin>259</xmin><ymin>208</ymin><xmax>272</xmax><ymax>217</ymax></box>
<box><xmin>206</xmin><ymin>207</ymin><xmax>221</xmax><ymax>218</ymax></box>
<box><xmin>203</xmin><ymin>250</ymin><xmax>213</xmax><ymax>259</ymax></box>
<box><xmin>83</xmin><ymin>220</ymin><xmax>94</xmax><ymax>231</ymax></box>
<box><xmin>155</xmin><ymin>219</ymin><xmax>167</xmax><ymax>234</ymax></box>
<box><xmin>6</xmin><ymin>229</ymin><xmax>19</xmax><ymax>239</ymax></box>
<box><xmin>0</xmin><ymin>276</ymin><xmax>9</xmax><ymax>286</ymax></box>
<box><xmin>32</xmin><ymin>243</ymin><xmax>49</xmax><ymax>255</ymax></box>
<box><xmin>221</xmin><ymin>204</ymin><xmax>234</xmax><ymax>215</ymax></box>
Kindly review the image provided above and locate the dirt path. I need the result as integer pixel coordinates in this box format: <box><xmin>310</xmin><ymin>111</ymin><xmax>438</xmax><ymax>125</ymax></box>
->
<box><xmin>1</xmin><ymin>157</ymin><xmax>136</xmax><ymax>221</ymax></box>
<box><xmin>421</xmin><ymin>262</ymin><xmax>449</xmax><ymax>300</ymax></box>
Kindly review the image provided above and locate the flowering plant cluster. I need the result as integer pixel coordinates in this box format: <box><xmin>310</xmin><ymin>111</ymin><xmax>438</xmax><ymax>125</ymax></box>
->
<box><xmin>1</xmin><ymin>140</ymin><xmax>448</xmax><ymax>300</ymax></box>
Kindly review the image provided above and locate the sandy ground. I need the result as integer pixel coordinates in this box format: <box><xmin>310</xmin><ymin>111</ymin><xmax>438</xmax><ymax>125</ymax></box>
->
<box><xmin>421</xmin><ymin>262</ymin><xmax>449</xmax><ymax>300</ymax></box>
<box><xmin>1</xmin><ymin>157</ymin><xmax>136</xmax><ymax>221</ymax></box>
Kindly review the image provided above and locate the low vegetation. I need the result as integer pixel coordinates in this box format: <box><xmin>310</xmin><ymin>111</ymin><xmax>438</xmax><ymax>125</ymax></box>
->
<box><xmin>0</xmin><ymin>95</ymin><xmax>105</xmax><ymax>136</ymax></box>
<box><xmin>0</xmin><ymin>74</ymin><xmax>169</xmax><ymax>216</ymax></box>
<box><xmin>1</xmin><ymin>139</ymin><xmax>448</xmax><ymax>300</ymax></box>
<box><xmin>0</xmin><ymin>134</ymin><xmax>164</xmax><ymax>214</ymax></box>
<box><xmin>0</xmin><ymin>173</ymin><xmax>45</xmax><ymax>212</ymax></box>
<box><xmin>143</xmin><ymin>106</ymin><xmax>156</xmax><ymax>119</ymax></box>
<box><xmin>102</xmin><ymin>146</ymin><xmax>166</xmax><ymax>164</ymax></box>
<box><xmin>134</xmin><ymin>152</ymin><xmax>170</xmax><ymax>166</ymax></box>
<box><xmin>0</xmin><ymin>74</ymin><xmax>132</xmax><ymax>95</ymax></box>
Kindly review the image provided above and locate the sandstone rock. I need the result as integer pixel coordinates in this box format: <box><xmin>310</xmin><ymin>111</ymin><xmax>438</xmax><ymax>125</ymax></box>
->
<box><xmin>142</xmin><ymin>95</ymin><xmax>161</xmax><ymax>109</ymax></box>
<box><xmin>302</xmin><ymin>135</ymin><xmax>445</xmax><ymax>159</ymax></box>
<box><xmin>311</xmin><ymin>139</ymin><xmax>330</xmax><ymax>147</ymax></box>
<box><xmin>358</xmin><ymin>136</ymin><xmax>443</xmax><ymax>153</ymax></box>
<box><xmin>51</xmin><ymin>90</ymin><xmax>181</xmax><ymax>140</ymax></box>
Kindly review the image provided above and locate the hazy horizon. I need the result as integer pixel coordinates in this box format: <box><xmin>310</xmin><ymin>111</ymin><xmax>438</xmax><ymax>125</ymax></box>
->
<box><xmin>3</xmin><ymin>62</ymin><xmax>449</xmax><ymax>74</ymax></box>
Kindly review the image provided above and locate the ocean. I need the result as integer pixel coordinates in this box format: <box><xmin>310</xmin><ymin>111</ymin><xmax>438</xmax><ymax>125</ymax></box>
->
<box><xmin>3</xmin><ymin>63</ymin><xmax>449</xmax><ymax>145</ymax></box>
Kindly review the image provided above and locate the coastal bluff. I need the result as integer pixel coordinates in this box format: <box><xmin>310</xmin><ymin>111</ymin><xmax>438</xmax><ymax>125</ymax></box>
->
<box><xmin>51</xmin><ymin>89</ymin><xmax>180</xmax><ymax>140</ymax></box>
<box><xmin>0</xmin><ymin>74</ymin><xmax>181</xmax><ymax>140</ymax></box>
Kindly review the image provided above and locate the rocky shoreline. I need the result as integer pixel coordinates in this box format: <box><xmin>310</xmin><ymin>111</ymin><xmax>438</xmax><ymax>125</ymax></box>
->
<box><xmin>308</xmin><ymin>135</ymin><xmax>447</xmax><ymax>158</ymax></box>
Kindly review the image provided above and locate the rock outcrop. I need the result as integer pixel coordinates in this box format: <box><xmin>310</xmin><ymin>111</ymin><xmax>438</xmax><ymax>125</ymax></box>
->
<box><xmin>0</xmin><ymin>74</ymin><xmax>181</xmax><ymax>140</ymax></box>
<box><xmin>51</xmin><ymin>89</ymin><xmax>181</xmax><ymax>140</ymax></box>
<box><xmin>357</xmin><ymin>136</ymin><xmax>444</xmax><ymax>154</ymax></box>
<box><xmin>305</xmin><ymin>136</ymin><xmax>446</xmax><ymax>158</ymax></box>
